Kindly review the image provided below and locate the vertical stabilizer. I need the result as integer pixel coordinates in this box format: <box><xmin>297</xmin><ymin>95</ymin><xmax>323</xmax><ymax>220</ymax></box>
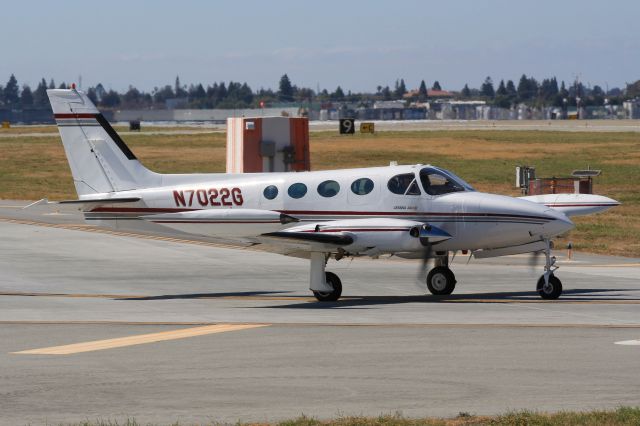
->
<box><xmin>47</xmin><ymin>89</ymin><xmax>160</xmax><ymax>196</ymax></box>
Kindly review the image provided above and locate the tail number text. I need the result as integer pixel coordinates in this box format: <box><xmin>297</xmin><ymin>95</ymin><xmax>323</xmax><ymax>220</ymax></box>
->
<box><xmin>173</xmin><ymin>188</ymin><xmax>244</xmax><ymax>207</ymax></box>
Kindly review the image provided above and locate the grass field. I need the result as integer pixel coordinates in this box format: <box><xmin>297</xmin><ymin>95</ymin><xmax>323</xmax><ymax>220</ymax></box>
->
<box><xmin>0</xmin><ymin>128</ymin><xmax>638</xmax><ymax>256</ymax></box>
<box><xmin>52</xmin><ymin>407</ymin><xmax>640</xmax><ymax>425</ymax></box>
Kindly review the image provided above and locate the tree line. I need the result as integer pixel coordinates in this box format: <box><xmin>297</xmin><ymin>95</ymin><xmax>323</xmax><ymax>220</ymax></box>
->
<box><xmin>0</xmin><ymin>73</ymin><xmax>637</xmax><ymax>110</ymax></box>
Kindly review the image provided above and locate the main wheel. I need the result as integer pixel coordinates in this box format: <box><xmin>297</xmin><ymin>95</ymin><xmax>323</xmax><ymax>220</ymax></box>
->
<box><xmin>426</xmin><ymin>266</ymin><xmax>457</xmax><ymax>295</ymax></box>
<box><xmin>312</xmin><ymin>271</ymin><xmax>342</xmax><ymax>302</ymax></box>
<box><xmin>537</xmin><ymin>274</ymin><xmax>562</xmax><ymax>300</ymax></box>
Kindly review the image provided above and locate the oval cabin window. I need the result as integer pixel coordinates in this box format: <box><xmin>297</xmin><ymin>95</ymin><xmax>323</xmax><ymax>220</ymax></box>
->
<box><xmin>287</xmin><ymin>183</ymin><xmax>308</xmax><ymax>199</ymax></box>
<box><xmin>263</xmin><ymin>185</ymin><xmax>279</xmax><ymax>200</ymax></box>
<box><xmin>350</xmin><ymin>178</ymin><xmax>374</xmax><ymax>195</ymax></box>
<box><xmin>317</xmin><ymin>180</ymin><xmax>340</xmax><ymax>198</ymax></box>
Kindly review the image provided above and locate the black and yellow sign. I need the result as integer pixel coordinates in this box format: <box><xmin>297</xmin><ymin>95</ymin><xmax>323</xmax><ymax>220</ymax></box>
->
<box><xmin>339</xmin><ymin>118</ymin><xmax>355</xmax><ymax>134</ymax></box>
<box><xmin>360</xmin><ymin>122</ymin><xmax>375</xmax><ymax>134</ymax></box>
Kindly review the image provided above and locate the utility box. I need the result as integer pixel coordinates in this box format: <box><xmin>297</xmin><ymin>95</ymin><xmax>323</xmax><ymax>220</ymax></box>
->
<box><xmin>226</xmin><ymin>116</ymin><xmax>310</xmax><ymax>173</ymax></box>
<box><xmin>516</xmin><ymin>166</ymin><xmax>536</xmax><ymax>194</ymax></box>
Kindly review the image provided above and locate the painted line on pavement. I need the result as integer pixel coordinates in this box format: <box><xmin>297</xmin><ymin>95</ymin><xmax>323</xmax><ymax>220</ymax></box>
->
<box><xmin>614</xmin><ymin>339</ymin><xmax>640</xmax><ymax>346</ymax></box>
<box><xmin>12</xmin><ymin>323</ymin><xmax>269</xmax><ymax>355</ymax></box>
<box><xmin>2</xmin><ymin>320</ymin><xmax>640</xmax><ymax>329</ymax></box>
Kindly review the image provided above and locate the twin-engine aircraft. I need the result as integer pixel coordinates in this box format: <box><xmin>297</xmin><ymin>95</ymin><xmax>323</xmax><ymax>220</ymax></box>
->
<box><xmin>36</xmin><ymin>88</ymin><xmax>619</xmax><ymax>301</ymax></box>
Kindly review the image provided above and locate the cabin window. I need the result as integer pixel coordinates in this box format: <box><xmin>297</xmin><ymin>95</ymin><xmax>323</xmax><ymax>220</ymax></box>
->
<box><xmin>287</xmin><ymin>183</ymin><xmax>308</xmax><ymax>199</ymax></box>
<box><xmin>317</xmin><ymin>180</ymin><xmax>340</xmax><ymax>198</ymax></box>
<box><xmin>350</xmin><ymin>178</ymin><xmax>374</xmax><ymax>195</ymax></box>
<box><xmin>419</xmin><ymin>168</ymin><xmax>467</xmax><ymax>196</ymax></box>
<box><xmin>263</xmin><ymin>185</ymin><xmax>278</xmax><ymax>200</ymax></box>
<box><xmin>387</xmin><ymin>173</ymin><xmax>421</xmax><ymax>195</ymax></box>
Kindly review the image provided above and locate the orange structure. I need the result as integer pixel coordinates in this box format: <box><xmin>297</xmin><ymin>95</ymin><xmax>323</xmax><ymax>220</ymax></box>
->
<box><xmin>226</xmin><ymin>116</ymin><xmax>310</xmax><ymax>173</ymax></box>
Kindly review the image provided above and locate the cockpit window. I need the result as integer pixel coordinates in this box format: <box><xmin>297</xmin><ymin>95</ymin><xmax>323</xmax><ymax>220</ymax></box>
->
<box><xmin>387</xmin><ymin>173</ymin><xmax>421</xmax><ymax>196</ymax></box>
<box><xmin>419</xmin><ymin>167</ymin><xmax>470</xmax><ymax>196</ymax></box>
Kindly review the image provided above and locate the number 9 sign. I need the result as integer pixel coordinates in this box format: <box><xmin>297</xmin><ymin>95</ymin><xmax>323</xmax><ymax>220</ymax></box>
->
<box><xmin>339</xmin><ymin>118</ymin><xmax>355</xmax><ymax>135</ymax></box>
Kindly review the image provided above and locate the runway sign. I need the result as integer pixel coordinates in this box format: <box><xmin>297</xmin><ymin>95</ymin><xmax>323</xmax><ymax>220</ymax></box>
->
<box><xmin>360</xmin><ymin>122</ymin><xmax>375</xmax><ymax>134</ymax></box>
<box><xmin>339</xmin><ymin>118</ymin><xmax>355</xmax><ymax>134</ymax></box>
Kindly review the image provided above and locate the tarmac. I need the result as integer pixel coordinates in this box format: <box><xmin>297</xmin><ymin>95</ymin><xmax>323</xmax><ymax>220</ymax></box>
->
<box><xmin>3</xmin><ymin>119</ymin><xmax>640</xmax><ymax>139</ymax></box>
<box><xmin>0</xmin><ymin>201</ymin><xmax>639</xmax><ymax>424</ymax></box>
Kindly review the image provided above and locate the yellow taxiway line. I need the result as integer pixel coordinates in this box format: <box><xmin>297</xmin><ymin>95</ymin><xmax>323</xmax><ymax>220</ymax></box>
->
<box><xmin>12</xmin><ymin>323</ymin><xmax>269</xmax><ymax>355</ymax></box>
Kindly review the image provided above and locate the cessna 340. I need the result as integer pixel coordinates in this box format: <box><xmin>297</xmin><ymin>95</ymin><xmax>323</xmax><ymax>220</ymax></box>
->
<box><xmin>34</xmin><ymin>88</ymin><xmax>620</xmax><ymax>301</ymax></box>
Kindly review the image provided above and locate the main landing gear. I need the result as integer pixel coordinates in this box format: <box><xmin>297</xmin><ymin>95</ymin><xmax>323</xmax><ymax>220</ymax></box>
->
<box><xmin>536</xmin><ymin>239</ymin><xmax>563</xmax><ymax>300</ymax></box>
<box><xmin>425</xmin><ymin>254</ymin><xmax>457</xmax><ymax>296</ymax></box>
<box><xmin>309</xmin><ymin>252</ymin><xmax>342</xmax><ymax>302</ymax></box>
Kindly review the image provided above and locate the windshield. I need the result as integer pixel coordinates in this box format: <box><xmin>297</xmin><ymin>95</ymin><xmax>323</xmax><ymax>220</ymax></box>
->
<box><xmin>419</xmin><ymin>167</ymin><xmax>474</xmax><ymax>196</ymax></box>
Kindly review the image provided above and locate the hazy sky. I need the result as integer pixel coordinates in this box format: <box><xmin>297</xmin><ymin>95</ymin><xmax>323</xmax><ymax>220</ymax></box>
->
<box><xmin>2</xmin><ymin>0</ymin><xmax>639</xmax><ymax>93</ymax></box>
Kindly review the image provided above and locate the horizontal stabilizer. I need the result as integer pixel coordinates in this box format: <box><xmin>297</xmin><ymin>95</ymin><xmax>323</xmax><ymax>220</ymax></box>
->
<box><xmin>58</xmin><ymin>197</ymin><xmax>141</xmax><ymax>205</ymax></box>
<box><xmin>23</xmin><ymin>197</ymin><xmax>140</xmax><ymax>210</ymax></box>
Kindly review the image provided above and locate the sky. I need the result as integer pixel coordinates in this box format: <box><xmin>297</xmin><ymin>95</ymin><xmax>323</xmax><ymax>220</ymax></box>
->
<box><xmin>2</xmin><ymin>0</ymin><xmax>639</xmax><ymax>93</ymax></box>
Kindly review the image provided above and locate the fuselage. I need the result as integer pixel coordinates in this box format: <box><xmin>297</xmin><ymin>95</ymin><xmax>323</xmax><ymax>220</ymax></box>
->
<box><xmin>82</xmin><ymin>164</ymin><xmax>574</xmax><ymax>253</ymax></box>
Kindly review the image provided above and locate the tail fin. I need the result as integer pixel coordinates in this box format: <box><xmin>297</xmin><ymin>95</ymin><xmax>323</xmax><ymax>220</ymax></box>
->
<box><xmin>47</xmin><ymin>89</ymin><xmax>159</xmax><ymax>196</ymax></box>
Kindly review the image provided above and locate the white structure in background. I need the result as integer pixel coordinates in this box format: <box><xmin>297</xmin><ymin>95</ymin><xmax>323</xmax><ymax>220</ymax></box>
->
<box><xmin>226</xmin><ymin>116</ymin><xmax>310</xmax><ymax>173</ymax></box>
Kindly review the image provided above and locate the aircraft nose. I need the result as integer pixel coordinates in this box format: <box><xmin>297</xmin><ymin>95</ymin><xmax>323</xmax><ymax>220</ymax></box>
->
<box><xmin>542</xmin><ymin>208</ymin><xmax>575</xmax><ymax>237</ymax></box>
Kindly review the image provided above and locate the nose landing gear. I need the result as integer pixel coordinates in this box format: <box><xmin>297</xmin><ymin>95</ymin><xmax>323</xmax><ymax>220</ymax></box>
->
<box><xmin>537</xmin><ymin>239</ymin><xmax>562</xmax><ymax>300</ymax></box>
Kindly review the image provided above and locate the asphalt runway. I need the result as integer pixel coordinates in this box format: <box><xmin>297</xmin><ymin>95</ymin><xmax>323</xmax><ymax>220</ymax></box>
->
<box><xmin>3</xmin><ymin>119</ymin><xmax>640</xmax><ymax>140</ymax></box>
<box><xmin>1</xmin><ymin>202</ymin><xmax>639</xmax><ymax>424</ymax></box>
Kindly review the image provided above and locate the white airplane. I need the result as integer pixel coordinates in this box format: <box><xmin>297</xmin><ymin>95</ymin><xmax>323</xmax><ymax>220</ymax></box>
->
<box><xmin>34</xmin><ymin>88</ymin><xmax>620</xmax><ymax>301</ymax></box>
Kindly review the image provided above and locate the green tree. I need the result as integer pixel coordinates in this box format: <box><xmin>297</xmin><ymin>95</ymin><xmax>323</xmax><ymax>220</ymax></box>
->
<box><xmin>517</xmin><ymin>74</ymin><xmax>538</xmax><ymax>101</ymax></box>
<box><xmin>432</xmin><ymin>81</ymin><xmax>442</xmax><ymax>91</ymax></box>
<box><xmin>4</xmin><ymin>74</ymin><xmax>19</xmax><ymax>106</ymax></box>
<box><xmin>394</xmin><ymin>78</ymin><xmax>406</xmax><ymax>98</ymax></box>
<box><xmin>496</xmin><ymin>80</ymin><xmax>507</xmax><ymax>96</ymax></box>
<box><xmin>418</xmin><ymin>80</ymin><xmax>428</xmax><ymax>101</ymax></box>
<box><xmin>461</xmin><ymin>84</ymin><xmax>471</xmax><ymax>98</ymax></box>
<box><xmin>481</xmin><ymin>76</ymin><xmax>495</xmax><ymax>99</ymax></box>
<box><xmin>20</xmin><ymin>84</ymin><xmax>33</xmax><ymax>107</ymax></box>
<box><xmin>506</xmin><ymin>80</ymin><xmax>517</xmax><ymax>99</ymax></box>
<box><xmin>33</xmin><ymin>78</ymin><xmax>48</xmax><ymax>107</ymax></box>
<box><xmin>174</xmin><ymin>76</ymin><xmax>187</xmax><ymax>98</ymax></box>
<box><xmin>381</xmin><ymin>86</ymin><xmax>391</xmax><ymax>100</ymax></box>
<box><xmin>48</xmin><ymin>79</ymin><xmax>55</xmax><ymax>89</ymax></box>
<box><xmin>100</xmin><ymin>90</ymin><xmax>121</xmax><ymax>107</ymax></box>
<box><xmin>95</xmin><ymin>83</ymin><xmax>106</xmax><ymax>102</ymax></box>
<box><xmin>332</xmin><ymin>86</ymin><xmax>345</xmax><ymax>100</ymax></box>
<box><xmin>278</xmin><ymin>74</ymin><xmax>294</xmax><ymax>101</ymax></box>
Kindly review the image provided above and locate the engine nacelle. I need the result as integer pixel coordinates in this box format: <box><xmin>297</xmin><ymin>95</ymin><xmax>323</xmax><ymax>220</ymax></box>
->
<box><xmin>285</xmin><ymin>218</ymin><xmax>451</xmax><ymax>256</ymax></box>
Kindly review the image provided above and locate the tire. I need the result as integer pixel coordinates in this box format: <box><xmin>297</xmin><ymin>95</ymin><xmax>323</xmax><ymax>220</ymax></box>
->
<box><xmin>313</xmin><ymin>271</ymin><xmax>342</xmax><ymax>302</ymax></box>
<box><xmin>426</xmin><ymin>266</ymin><xmax>457</xmax><ymax>295</ymax></box>
<box><xmin>537</xmin><ymin>274</ymin><xmax>563</xmax><ymax>300</ymax></box>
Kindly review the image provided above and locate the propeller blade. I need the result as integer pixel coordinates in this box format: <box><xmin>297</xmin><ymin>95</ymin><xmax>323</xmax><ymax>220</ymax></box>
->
<box><xmin>415</xmin><ymin>240</ymin><xmax>433</xmax><ymax>291</ymax></box>
<box><xmin>528</xmin><ymin>250</ymin><xmax>544</xmax><ymax>272</ymax></box>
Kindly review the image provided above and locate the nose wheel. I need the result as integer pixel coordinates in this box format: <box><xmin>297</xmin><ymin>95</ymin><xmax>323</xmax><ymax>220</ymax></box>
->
<box><xmin>536</xmin><ymin>239</ymin><xmax>563</xmax><ymax>300</ymax></box>
<box><xmin>537</xmin><ymin>274</ymin><xmax>562</xmax><ymax>299</ymax></box>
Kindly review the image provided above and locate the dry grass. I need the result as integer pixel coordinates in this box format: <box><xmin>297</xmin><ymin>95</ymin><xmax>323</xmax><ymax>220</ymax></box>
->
<box><xmin>1</xmin><ymin>128</ymin><xmax>638</xmax><ymax>256</ymax></box>
<box><xmin>55</xmin><ymin>407</ymin><xmax>640</xmax><ymax>425</ymax></box>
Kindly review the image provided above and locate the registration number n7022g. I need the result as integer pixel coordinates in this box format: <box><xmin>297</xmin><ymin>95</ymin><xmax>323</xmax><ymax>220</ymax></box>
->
<box><xmin>173</xmin><ymin>188</ymin><xmax>243</xmax><ymax>207</ymax></box>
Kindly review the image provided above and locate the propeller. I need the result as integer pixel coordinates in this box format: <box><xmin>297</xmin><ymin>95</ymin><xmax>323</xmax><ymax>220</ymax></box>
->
<box><xmin>410</xmin><ymin>225</ymin><xmax>435</xmax><ymax>290</ymax></box>
<box><xmin>528</xmin><ymin>250</ymin><xmax>544</xmax><ymax>272</ymax></box>
<box><xmin>528</xmin><ymin>240</ymin><xmax>554</xmax><ymax>273</ymax></box>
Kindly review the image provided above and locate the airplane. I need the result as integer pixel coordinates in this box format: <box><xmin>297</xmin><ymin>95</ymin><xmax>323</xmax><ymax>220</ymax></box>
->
<box><xmin>32</xmin><ymin>88</ymin><xmax>620</xmax><ymax>302</ymax></box>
